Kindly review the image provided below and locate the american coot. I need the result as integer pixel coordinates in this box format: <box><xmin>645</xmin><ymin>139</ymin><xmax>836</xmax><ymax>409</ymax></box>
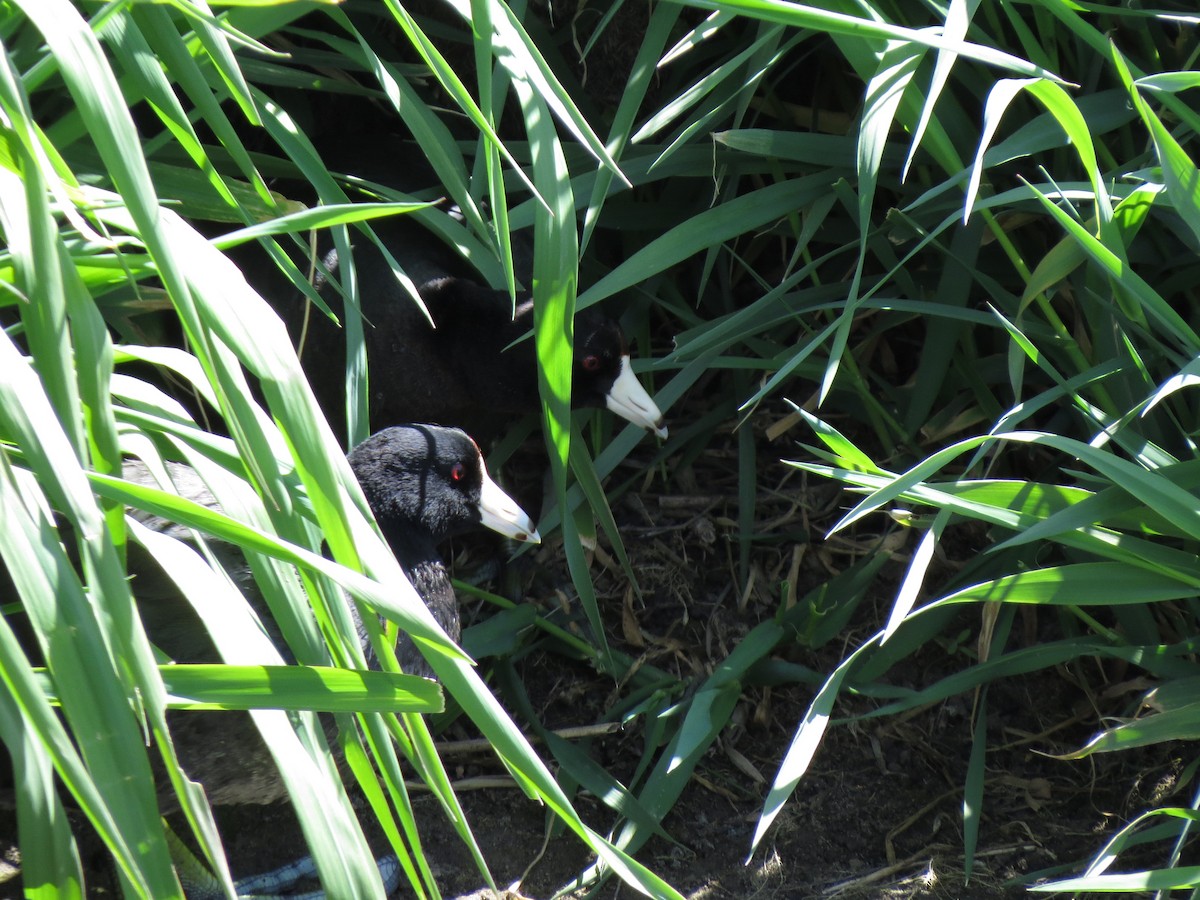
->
<box><xmin>83</xmin><ymin>424</ymin><xmax>536</xmax><ymax>897</ymax></box>
<box><xmin>1</xmin><ymin>425</ymin><xmax>536</xmax><ymax>894</ymax></box>
<box><xmin>344</xmin><ymin>424</ymin><xmax>539</xmax><ymax>674</ymax></box>
<box><xmin>131</xmin><ymin>424</ymin><xmax>539</xmax><ymax>809</ymax></box>
<box><xmin>290</xmin><ymin>222</ymin><xmax>668</xmax><ymax>445</ymax></box>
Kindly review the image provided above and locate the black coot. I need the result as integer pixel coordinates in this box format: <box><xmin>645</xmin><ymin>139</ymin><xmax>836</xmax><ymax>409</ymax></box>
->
<box><xmin>344</xmin><ymin>424</ymin><xmax>540</xmax><ymax>673</ymax></box>
<box><xmin>127</xmin><ymin>424</ymin><xmax>539</xmax><ymax>807</ymax></box>
<box><xmin>289</xmin><ymin>219</ymin><xmax>667</xmax><ymax>445</ymax></box>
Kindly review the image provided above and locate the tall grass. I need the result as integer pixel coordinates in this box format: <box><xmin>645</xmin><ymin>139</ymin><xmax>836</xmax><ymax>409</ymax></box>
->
<box><xmin>0</xmin><ymin>0</ymin><xmax>678</xmax><ymax>896</ymax></box>
<box><xmin>4</xmin><ymin>0</ymin><xmax>1200</xmax><ymax>896</ymax></box>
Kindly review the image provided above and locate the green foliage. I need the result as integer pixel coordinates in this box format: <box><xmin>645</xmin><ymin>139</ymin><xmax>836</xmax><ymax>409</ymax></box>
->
<box><xmin>5</xmin><ymin>0</ymin><xmax>1200</xmax><ymax>896</ymax></box>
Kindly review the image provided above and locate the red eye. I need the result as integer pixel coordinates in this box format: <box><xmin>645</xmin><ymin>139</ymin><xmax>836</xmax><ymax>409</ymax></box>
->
<box><xmin>450</xmin><ymin>462</ymin><xmax>466</xmax><ymax>482</ymax></box>
<box><xmin>582</xmin><ymin>354</ymin><xmax>601</xmax><ymax>372</ymax></box>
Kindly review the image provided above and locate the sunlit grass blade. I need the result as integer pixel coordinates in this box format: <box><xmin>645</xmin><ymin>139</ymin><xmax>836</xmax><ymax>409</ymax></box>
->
<box><xmin>901</xmin><ymin>0</ymin><xmax>973</xmax><ymax>181</ymax></box>
<box><xmin>1023</xmin><ymin>180</ymin><xmax>1200</xmax><ymax>352</ymax></box>
<box><xmin>680</xmin><ymin>0</ymin><xmax>1067</xmax><ymax>80</ymax></box>
<box><xmin>380</xmin><ymin>0</ymin><xmax>547</xmax><ymax>210</ymax></box>
<box><xmin>0</xmin><ymin>457</ymin><xmax>177</xmax><ymax>897</ymax></box>
<box><xmin>1029</xmin><ymin>864</ymin><xmax>1200</xmax><ymax>893</ymax></box>
<box><xmin>153</xmin><ymin>664</ymin><xmax>443</xmax><ymax>714</ymax></box>
<box><xmin>821</xmin><ymin>37</ymin><xmax>922</xmax><ymax>403</ymax></box>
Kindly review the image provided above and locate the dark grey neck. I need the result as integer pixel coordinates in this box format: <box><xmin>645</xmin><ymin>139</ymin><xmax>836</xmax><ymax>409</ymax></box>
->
<box><xmin>379</xmin><ymin>525</ymin><xmax>461</xmax><ymax>658</ymax></box>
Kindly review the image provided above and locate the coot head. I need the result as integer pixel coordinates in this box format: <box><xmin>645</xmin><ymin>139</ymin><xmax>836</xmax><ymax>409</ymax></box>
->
<box><xmin>572</xmin><ymin>308</ymin><xmax>667</xmax><ymax>439</ymax></box>
<box><xmin>106</xmin><ymin>425</ymin><xmax>538</xmax><ymax>811</ymax></box>
<box><xmin>417</xmin><ymin>277</ymin><xmax>667</xmax><ymax>439</ymax></box>
<box><xmin>348</xmin><ymin>424</ymin><xmax>540</xmax><ymax>556</ymax></box>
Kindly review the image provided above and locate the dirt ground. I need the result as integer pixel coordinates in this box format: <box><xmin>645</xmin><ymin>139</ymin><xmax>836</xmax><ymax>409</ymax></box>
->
<box><xmin>210</xmin><ymin>699</ymin><xmax>1177</xmax><ymax>900</ymax></box>
<box><xmin>1</xmin><ymin>398</ymin><xmax>1190</xmax><ymax>900</ymax></box>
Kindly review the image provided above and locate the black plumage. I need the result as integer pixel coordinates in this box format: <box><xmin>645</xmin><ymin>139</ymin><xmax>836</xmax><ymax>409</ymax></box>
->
<box><xmin>344</xmin><ymin>424</ymin><xmax>538</xmax><ymax>675</ymax></box>
<box><xmin>286</xmin><ymin>218</ymin><xmax>667</xmax><ymax>445</ymax></box>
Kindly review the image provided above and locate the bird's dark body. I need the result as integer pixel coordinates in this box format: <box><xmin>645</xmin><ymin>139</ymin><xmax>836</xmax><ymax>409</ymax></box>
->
<box><xmin>290</xmin><ymin>221</ymin><xmax>626</xmax><ymax>445</ymax></box>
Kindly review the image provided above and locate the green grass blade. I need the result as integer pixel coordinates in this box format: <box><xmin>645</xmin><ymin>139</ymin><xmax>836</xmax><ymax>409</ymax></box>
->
<box><xmin>679</xmin><ymin>0</ymin><xmax>1067</xmax><ymax>81</ymax></box>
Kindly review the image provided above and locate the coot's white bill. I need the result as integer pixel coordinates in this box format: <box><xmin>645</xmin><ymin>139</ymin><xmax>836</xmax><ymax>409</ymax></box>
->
<box><xmin>479</xmin><ymin>472</ymin><xmax>540</xmax><ymax>544</ymax></box>
<box><xmin>606</xmin><ymin>355</ymin><xmax>667</xmax><ymax>439</ymax></box>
